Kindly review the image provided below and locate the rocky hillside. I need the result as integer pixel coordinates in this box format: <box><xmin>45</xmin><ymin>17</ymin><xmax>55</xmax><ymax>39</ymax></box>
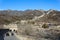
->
<box><xmin>0</xmin><ymin>9</ymin><xmax>44</xmax><ymax>24</ymax></box>
<box><xmin>0</xmin><ymin>9</ymin><xmax>60</xmax><ymax>40</ymax></box>
<box><xmin>34</xmin><ymin>10</ymin><xmax>60</xmax><ymax>23</ymax></box>
<box><xmin>0</xmin><ymin>9</ymin><xmax>60</xmax><ymax>24</ymax></box>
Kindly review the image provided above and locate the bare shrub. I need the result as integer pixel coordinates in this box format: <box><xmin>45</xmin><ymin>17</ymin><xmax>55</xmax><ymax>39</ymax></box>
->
<box><xmin>42</xmin><ymin>24</ymin><xmax>49</xmax><ymax>28</ymax></box>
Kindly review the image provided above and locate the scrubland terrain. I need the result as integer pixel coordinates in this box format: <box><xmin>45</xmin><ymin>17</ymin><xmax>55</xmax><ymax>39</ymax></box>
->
<box><xmin>0</xmin><ymin>9</ymin><xmax>60</xmax><ymax>40</ymax></box>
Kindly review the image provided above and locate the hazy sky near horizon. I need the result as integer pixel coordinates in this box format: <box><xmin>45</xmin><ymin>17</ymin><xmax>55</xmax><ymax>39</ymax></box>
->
<box><xmin>0</xmin><ymin>0</ymin><xmax>60</xmax><ymax>10</ymax></box>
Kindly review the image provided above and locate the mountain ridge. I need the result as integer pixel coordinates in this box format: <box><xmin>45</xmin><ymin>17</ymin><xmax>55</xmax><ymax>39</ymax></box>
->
<box><xmin>0</xmin><ymin>9</ymin><xmax>60</xmax><ymax>24</ymax></box>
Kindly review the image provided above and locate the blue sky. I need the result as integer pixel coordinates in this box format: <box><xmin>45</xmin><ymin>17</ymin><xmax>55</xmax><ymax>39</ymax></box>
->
<box><xmin>0</xmin><ymin>0</ymin><xmax>60</xmax><ymax>10</ymax></box>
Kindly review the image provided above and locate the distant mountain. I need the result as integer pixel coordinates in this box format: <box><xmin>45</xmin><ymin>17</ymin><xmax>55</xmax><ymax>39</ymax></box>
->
<box><xmin>34</xmin><ymin>10</ymin><xmax>60</xmax><ymax>23</ymax></box>
<box><xmin>0</xmin><ymin>9</ymin><xmax>60</xmax><ymax>24</ymax></box>
<box><xmin>0</xmin><ymin>9</ymin><xmax>44</xmax><ymax>24</ymax></box>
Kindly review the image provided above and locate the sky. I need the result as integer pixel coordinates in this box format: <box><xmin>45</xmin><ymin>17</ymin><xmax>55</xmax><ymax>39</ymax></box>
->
<box><xmin>0</xmin><ymin>0</ymin><xmax>60</xmax><ymax>10</ymax></box>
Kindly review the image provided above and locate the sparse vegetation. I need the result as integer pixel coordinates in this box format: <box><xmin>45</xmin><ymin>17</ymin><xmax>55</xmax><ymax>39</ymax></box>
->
<box><xmin>0</xmin><ymin>10</ymin><xmax>60</xmax><ymax>40</ymax></box>
<box><xmin>42</xmin><ymin>24</ymin><xmax>49</xmax><ymax>28</ymax></box>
